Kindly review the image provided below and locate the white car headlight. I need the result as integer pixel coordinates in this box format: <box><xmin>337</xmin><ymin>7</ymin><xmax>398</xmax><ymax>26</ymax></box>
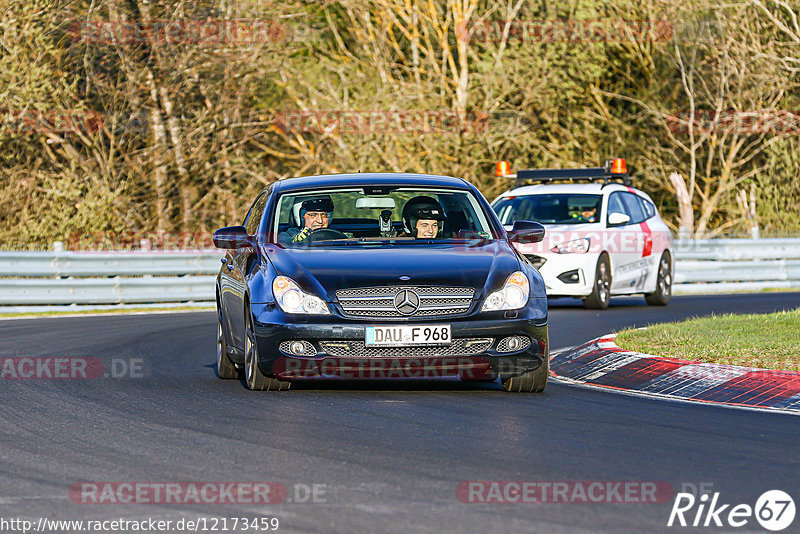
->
<box><xmin>551</xmin><ymin>237</ymin><xmax>590</xmax><ymax>254</ymax></box>
<box><xmin>482</xmin><ymin>271</ymin><xmax>530</xmax><ymax>311</ymax></box>
<box><xmin>272</xmin><ymin>276</ymin><xmax>330</xmax><ymax>315</ymax></box>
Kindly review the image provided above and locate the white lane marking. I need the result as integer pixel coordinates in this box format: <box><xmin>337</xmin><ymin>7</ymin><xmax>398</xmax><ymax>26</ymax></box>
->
<box><xmin>636</xmin><ymin>363</ymin><xmax>749</xmax><ymax>398</ymax></box>
<box><xmin>774</xmin><ymin>393</ymin><xmax>800</xmax><ymax>410</ymax></box>
<box><xmin>578</xmin><ymin>353</ymin><xmax>645</xmax><ymax>381</ymax></box>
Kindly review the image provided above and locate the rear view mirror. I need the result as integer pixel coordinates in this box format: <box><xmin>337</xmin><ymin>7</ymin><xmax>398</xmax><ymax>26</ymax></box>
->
<box><xmin>213</xmin><ymin>226</ymin><xmax>252</xmax><ymax>249</ymax></box>
<box><xmin>508</xmin><ymin>220</ymin><xmax>545</xmax><ymax>244</ymax></box>
<box><xmin>356</xmin><ymin>197</ymin><xmax>396</xmax><ymax>209</ymax></box>
<box><xmin>607</xmin><ymin>212</ymin><xmax>631</xmax><ymax>226</ymax></box>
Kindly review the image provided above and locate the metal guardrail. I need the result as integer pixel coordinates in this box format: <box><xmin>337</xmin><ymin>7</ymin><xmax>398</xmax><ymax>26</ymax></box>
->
<box><xmin>674</xmin><ymin>238</ymin><xmax>800</xmax><ymax>261</ymax></box>
<box><xmin>674</xmin><ymin>238</ymin><xmax>800</xmax><ymax>293</ymax></box>
<box><xmin>0</xmin><ymin>276</ymin><xmax>218</xmax><ymax>305</ymax></box>
<box><xmin>0</xmin><ymin>251</ymin><xmax>221</xmax><ymax>277</ymax></box>
<box><xmin>0</xmin><ymin>250</ymin><xmax>221</xmax><ymax>306</ymax></box>
<box><xmin>0</xmin><ymin>239</ymin><xmax>798</xmax><ymax>307</ymax></box>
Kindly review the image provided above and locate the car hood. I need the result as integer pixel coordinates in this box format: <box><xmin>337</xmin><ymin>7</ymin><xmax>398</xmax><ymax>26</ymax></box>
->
<box><xmin>264</xmin><ymin>241</ymin><xmax>521</xmax><ymax>301</ymax></box>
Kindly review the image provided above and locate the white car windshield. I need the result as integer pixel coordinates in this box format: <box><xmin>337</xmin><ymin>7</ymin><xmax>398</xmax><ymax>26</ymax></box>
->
<box><xmin>494</xmin><ymin>194</ymin><xmax>603</xmax><ymax>225</ymax></box>
<box><xmin>272</xmin><ymin>187</ymin><xmax>495</xmax><ymax>247</ymax></box>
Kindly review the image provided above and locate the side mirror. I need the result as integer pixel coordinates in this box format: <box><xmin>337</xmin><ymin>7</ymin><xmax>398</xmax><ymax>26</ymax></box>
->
<box><xmin>607</xmin><ymin>212</ymin><xmax>631</xmax><ymax>227</ymax></box>
<box><xmin>508</xmin><ymin>220</ymin><xmax>545</xmax><ymax>244</ymax></box>
<box><xmin>213</xmin><ymin>226</ymin><xmax>253</xmax><ymax>249</ymax></box>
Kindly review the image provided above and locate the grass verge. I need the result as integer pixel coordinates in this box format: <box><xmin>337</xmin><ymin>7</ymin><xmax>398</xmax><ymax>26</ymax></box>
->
<box><xmin>614</xmin><ymin>309</ymin><xmax>800</xmax><ymax>372</ymax></box>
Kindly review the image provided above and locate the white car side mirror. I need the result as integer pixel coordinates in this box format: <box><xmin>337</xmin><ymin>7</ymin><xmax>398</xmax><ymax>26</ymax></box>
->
<box><xmin>607</xmin><ymin>212</ymin><xmax>631</xmax><ymax>226</ymax></box>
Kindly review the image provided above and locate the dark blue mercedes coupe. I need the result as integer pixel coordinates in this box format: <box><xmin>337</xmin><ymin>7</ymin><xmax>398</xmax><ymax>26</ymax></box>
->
<box><xmin>213</xmin><ymin>173</ymin><xmax>548</xmax><ymax>392</ymax></box>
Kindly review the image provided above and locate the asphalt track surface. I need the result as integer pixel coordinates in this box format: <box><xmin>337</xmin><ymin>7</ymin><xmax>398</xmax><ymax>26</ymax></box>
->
<box><xmin>1</xmin><ymin>293</ymin><xmax>799</xmax><ymax>534</ymax></box>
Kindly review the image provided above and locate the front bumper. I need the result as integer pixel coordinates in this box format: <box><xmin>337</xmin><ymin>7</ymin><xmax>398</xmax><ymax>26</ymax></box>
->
<box><xmin>526</xmin><ymin>252</ymin><xmax>600</xmax><ymax>297</ymax></box>
<box><xmin>250</xmin><ymin>299</ymin><xmax>548</xmax><ymax>380</ymax></box>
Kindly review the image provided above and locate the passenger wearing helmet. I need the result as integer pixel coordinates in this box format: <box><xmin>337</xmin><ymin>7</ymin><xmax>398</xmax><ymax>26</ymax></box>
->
<box><xmin>402</xmin><ymin>196</ymin><xmax>446</xmax><ymax>239</ymax></box>
<box><xmin>278</xmin><ymin>196</ymin><xmax>334</xmax><ymax>244</ymax></box>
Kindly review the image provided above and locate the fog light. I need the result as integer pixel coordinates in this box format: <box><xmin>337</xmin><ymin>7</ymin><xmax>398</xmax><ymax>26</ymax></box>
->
<box><xmin>279</xmin><ymin>340</ymin><xmax>317</xmax><ymax>357</ymax></box>
<box><xmin>557</xmin><ymin>269</ymin><xmax>581</xmax><ymax>284</ymax></box>
<box><xmin>497</xmin><ymin>336</ymin><xmax>531</xmax><ymax>353</ymax></box>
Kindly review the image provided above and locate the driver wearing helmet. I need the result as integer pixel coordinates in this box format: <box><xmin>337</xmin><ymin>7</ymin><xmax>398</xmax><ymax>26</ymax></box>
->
<box><xmin>402</xmin><ymin>196</ymin><xmax>446</xmax><ymax>239</ymax></box>
<box><xmin>278</xmin><ymin>195</ymin><xmax>334</xmax><ymax>244</ymax></box>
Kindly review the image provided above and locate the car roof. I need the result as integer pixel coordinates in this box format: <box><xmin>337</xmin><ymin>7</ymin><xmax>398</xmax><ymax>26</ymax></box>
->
<box><xmin>275</xmin><ymin>173</ymin><xmax>471</xmax><ymax>193</ymax></box>
<box><xmin>495</xmin><ymin>182</ymin><xmax>642</xmax><ymax>198</ymax></box>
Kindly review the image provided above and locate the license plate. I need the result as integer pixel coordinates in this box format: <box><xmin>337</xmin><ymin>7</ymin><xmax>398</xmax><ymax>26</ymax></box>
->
<box><xmin>365</xmin><ymin>325</ymin><xmax>451</xmax><ymax>347</ymax></box>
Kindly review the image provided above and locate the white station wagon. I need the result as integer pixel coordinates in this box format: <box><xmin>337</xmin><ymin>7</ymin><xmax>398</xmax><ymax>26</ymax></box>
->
<box><xmin>492</xmin><ymin>159</ymin><xmax>673</xmax><ymax>309</ymax></box>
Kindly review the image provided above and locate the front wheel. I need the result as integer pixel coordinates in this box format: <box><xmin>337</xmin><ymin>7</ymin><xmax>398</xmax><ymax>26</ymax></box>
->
<box><xmin>501</xmin><ymin>358</ymin><xmax>549</xmax><ymax>393</ymax></box>
<box><xmin>584</xmin><ymin>254</ymin><xmax>611</xmax><ymax>309</ymax></box>
<box><xmin>645</xmin><ymin>251</ymin><xmax>672</xmax><ymax>306</ymax></box>
<box><xmin>244</xmin><ymin>308</ymin><xmax>291</xmax><ymax>391</ymax></box>
<box><xmin>216</xmin><ymin>310</ymin><xmax>239</xmax><ymax>379</ymax></box>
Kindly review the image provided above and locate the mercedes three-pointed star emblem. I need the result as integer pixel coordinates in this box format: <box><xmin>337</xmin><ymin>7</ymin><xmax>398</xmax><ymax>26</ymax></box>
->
<box><xmin>393</xmin><ymin>289</ymin><xmax>420</xmax><ymax>315</ymax></box>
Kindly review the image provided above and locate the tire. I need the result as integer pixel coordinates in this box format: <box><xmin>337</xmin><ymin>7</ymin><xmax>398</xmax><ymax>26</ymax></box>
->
<box><xmin>216</xmin><ymin>310</ymin><xmax>239</xmax><ymax>379</ymax></box>
<box><xmin>502</xmin><ymin>357</ymin><xmax>548</xmax><ymax>393</ymax></box>
<box><xmin>244</xmin><ymin>306</ymin><xmax>291</xmax><ymax>391</ymax></box>
<box><xmin>645</xmin><ymin>251</ymin><xmax>672</xmax><ymax>306</ymax></box>
<box><xmin>584</xmin><ymin>254</ymin><xmax>611</xmax><ymax>309</ymax></box>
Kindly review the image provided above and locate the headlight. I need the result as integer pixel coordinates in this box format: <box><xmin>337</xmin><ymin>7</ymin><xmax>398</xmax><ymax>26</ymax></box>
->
<box><xmin>272</xmin><ymin>276</ymin><xmax>330</xmax><ymax>315</ymax></box>
<box><xmin>551</xmin><ymin>237</ymin><xmax>590</xmax><ymax>254</ymax></box>
<box><xmin>482</xmin><ymin>271</ymin><xmax>530</xmax><ymax>311</ymax></box>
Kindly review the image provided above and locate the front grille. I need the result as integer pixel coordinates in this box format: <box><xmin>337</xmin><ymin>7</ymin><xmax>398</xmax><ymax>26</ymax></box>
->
<box><xmin>319</xmin><ymin>338</ymin><xmax>493</xmax><ymax>358</ymax></box>
<box><xmin>336</xmin><ymin>286</ymin><xmax>474</xmax><ymax>318</ymax></box>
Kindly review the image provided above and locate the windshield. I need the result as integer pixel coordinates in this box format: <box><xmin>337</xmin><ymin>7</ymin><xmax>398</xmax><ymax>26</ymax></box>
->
<box><xmin>271</xmin><ymin>187</ymin><xmax>495</xmax><ymax>247</ymax></box>
<box><xmin>493</xmin><ymin>194</ymin><xmax>603</xmax><ymax>225</ymax></box>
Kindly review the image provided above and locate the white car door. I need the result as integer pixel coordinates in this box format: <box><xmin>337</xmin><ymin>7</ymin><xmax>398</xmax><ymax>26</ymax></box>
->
<box><xmin>606</xmin><ymin>191</ymin><xmax>645</xmax><ymax>292</ymax></box>
<box><xmin>618</xmin><ymin>192</ymin><xmax>654</xmax><ymax>292</ymax></box>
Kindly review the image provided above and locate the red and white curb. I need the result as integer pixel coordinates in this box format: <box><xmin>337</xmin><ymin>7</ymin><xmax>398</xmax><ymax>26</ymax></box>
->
<box><xmin>550</xmin><ymin>334</ymin><xmax>800</xmax><ymax>413</ymax></box>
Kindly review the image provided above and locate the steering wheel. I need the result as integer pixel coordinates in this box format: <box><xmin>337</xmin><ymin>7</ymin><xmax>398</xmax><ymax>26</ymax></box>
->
<box><xmin>305</xmin><ymin>228</ymin><xmax>348</xmax><ymax>242</ymax></box>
